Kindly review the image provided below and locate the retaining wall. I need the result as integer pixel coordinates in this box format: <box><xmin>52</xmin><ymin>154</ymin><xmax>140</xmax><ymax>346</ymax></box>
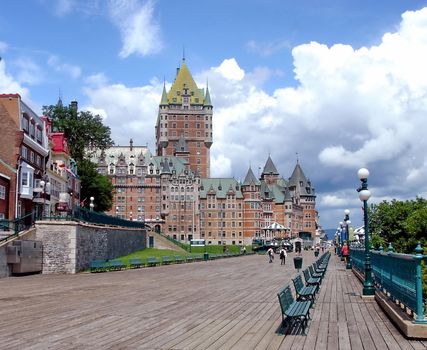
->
<box><xmin>0</xmin><ymin>222</ymin><xmax>146</xmax><ymax>276</ymax></box>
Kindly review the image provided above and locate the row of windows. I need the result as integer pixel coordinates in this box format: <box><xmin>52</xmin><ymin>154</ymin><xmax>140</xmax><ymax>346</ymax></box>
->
<box><xmin>21</xmin><ymin>146</ymin><xmax>43</xmax><ymax>168</ymax></box>
<box><xmin>160</xmin><ymin>115</ymin><xmax>212</xmax><ymax>121</ymax></box>
<box><xmin>160</xmin><ymin>131</ymin><xmax>213</xmax><ymax>138</ymax></box>
<box><xmin>0</xmin><ymin>185</ymin><xmax>5</xmax><ymax>200</ymax></box>
<box><xmin>22</xmin><ymin>114</ymin><xmax>43</xmax><ymax>145</ymax></box>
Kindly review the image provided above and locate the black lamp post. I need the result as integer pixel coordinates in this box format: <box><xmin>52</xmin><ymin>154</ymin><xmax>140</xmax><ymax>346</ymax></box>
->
<box><xmin>339</xmin><ymin>221</ymin><xmax>344</xmax><ymax>260</ymax></box>
<box><xmin>344</xmin><ymin>209</ymin><xmax>352</xmax><ymax>269</ymax></box>
<box><xmin>357</xmin><ymin>168</ymin><xmax>375</xmax><ymax>296</ymax></box>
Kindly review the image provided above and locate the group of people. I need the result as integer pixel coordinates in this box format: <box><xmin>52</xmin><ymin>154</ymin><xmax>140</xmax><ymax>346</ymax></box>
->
<box><xmin>267</xmin><ymin>247</ymin><xmax>288</xmax><ymax>265</ymax></box>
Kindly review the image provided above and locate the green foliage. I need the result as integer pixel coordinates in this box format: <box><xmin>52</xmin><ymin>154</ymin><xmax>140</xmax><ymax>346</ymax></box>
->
<box><xmin>42</xmin><ymin>103</ymin><xmax>115</xmax><ymax>212</ymax></box>
<box><xmin>369</xmin><ymin>197</ymin><xmax>427</xmax><ymax>253</ymax></box>
<box><xmin>78</xmin><ymin>159</ymin><xmax>113</xmax><ymax>212</ymax></box>
<box><xmin>42</xmin><ymin>104</ymin><xmax>114</xmax><ymax>162</ymax></box>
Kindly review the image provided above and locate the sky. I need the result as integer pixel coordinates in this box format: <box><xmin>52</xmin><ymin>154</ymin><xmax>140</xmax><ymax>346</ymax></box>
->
<box><xmin>1</xmin><ymin>0</ymin><xmax>427</xmax><ymax>230</ymax></box>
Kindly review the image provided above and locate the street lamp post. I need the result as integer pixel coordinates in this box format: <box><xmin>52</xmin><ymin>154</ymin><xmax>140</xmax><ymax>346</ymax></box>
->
<box><xmin>39</xmin><ymin>178</ymin><xmax>51</xmax><ymax>218</ymax></box>
<box><xmin>339</xmin><ymin>221</ymin><xmax>344</xmax><ymax>260</ymax></box>
<box><xmin>89</xmin><ymin>196</ymin><xmax>94</xmax><ymax>211</ymax></box>
<box><xmin>357</xmin><ymin>168</ymin><xmax>375</xmax><ymax>296</ymax></box>
<box><xmin>344</xmin><ymin>209</ymin><xmax>352</xmax><ymax>269</ymax></box>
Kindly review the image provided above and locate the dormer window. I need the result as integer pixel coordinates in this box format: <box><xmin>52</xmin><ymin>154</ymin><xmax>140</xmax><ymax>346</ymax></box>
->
<box><xmin>300</xmin><ymin>181</ymin><xmax>303</xmax><ymax>187</ymax></box>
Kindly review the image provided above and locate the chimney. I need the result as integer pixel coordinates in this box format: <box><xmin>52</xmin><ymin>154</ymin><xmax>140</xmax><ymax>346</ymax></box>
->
<box><xmin>129</xmin><ymin>138</ymin><xmax>133</xmax><ymax>151</ymax></box>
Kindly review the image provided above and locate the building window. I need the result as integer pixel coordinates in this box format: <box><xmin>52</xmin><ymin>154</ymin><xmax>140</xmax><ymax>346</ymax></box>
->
<box><xmin>0</xmin><ymin>185</ymin><xmax>5</xmax><ymax>199</ymax></box>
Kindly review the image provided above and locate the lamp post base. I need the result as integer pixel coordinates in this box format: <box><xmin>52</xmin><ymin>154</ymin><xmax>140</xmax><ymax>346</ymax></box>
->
<box><xmin>362</xmin><ymin>285</ymin><xmax>375</xmax><ymax>296</ymax></box>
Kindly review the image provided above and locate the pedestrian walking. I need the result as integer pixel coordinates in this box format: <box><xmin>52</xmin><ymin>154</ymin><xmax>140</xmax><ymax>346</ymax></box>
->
<box><xmin>267</xmin><ymin>247</ymin><xmax>274</xmax><ymax>263</ymax></box>
<box><xmin>279</xmin><ymin>248</ymin><xmax>287</xmax><ymax>265</ymax></box>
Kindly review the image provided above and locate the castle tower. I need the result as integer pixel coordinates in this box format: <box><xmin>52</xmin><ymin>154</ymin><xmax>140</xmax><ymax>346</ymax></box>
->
<box><xmin>288</xmin><ymin>160</ymin><xmax>317</xmax><ymax>237</ymax></box>
<box><xmin>155</xmin><ymin>59</ymin><xmax>213</xmax><ymax>178</ymax></box>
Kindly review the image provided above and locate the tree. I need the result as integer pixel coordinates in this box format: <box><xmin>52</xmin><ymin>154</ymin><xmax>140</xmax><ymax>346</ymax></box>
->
<box><xmin>369</xmin><ymin>197</ymin><xmax>427</xmax><ymax>253</ymax></box>
<box><xmin>78</xmin><ymin>159</ymin><xmax>114</xmax><ymax>212</ymax></box>
<box><xmin>43</xmin><ymin>103</ymin><xmax>114</xmax><ymax>211</ymax></box>
<box><xmin>42</xmin><ymin>104</ymin><xmax>114</xmax><ymax>162</ymax></box>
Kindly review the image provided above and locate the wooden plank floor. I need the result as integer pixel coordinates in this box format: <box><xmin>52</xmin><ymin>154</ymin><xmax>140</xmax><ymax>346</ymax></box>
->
<box><xmin>0</xmin><ymin>251</ymin><xmax>425</xmax><ymax>349</ymax></box>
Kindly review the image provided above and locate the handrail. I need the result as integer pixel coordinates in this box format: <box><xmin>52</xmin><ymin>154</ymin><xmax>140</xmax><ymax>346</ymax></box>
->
<box><xmin>350</xmin><ymin>246</ymin><xmax>426</xmax><ymax>323</ymax></box>
<box><xmin>0</xmin><ymin>212</ymin><xmax>36</xmax><ymax>243</ymax></box>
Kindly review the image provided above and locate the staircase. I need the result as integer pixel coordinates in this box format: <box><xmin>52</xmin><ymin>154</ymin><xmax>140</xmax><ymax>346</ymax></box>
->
<box><xmin>149</xmin><ymin>232</ymin><xmax>187</xmax><ymax>253</ymax></box>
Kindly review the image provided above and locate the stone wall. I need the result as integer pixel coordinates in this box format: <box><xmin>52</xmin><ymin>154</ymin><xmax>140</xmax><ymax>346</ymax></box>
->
<box><xmin>0</xmin><ymin>245</ymin><xmax>10</xmax><ymax>278</ymax></box>
<box><xmin>35</xmin><ymin>221</ymin><xmax>146</xmax><ymax>274</ymax></box>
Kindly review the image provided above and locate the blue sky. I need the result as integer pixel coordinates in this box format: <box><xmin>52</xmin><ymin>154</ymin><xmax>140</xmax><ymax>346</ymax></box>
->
<box><xmin>1</xmin><ymin>0</ymin><xmax>427</xmax><ymax>230</ymax></box>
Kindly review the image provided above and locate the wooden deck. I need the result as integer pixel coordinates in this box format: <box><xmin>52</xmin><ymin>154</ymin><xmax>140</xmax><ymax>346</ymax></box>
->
<box><xmin>0</xmin><ymin>251</ymin><xmax>426</xmax><ymax>349</ymax></box>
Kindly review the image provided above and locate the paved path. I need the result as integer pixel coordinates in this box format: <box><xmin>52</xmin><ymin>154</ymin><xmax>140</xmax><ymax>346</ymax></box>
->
<box><xmin>0</xmin><ymin>251</ymin><xmax>426</xmax><ymax>349</ymax></box>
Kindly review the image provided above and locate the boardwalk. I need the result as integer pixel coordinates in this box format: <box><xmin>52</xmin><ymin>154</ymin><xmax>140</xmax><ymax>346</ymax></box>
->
<box><xmin>0</xmin><ymin>251</ymin><xmax>426</xmax><ymax>349</ymax></box>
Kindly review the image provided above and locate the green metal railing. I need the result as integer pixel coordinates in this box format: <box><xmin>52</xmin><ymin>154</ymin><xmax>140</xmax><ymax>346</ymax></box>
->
<box><xmin>71</xmin><ymin>206</ymin><xmax>145</xmax><ymax>229</ymax></box>
<box><xmin>0</xmin><ymin>212</ymin><xmax>36</xmax><ymax>243</ymax></box>
<box><xmin>161</xmin><ymin>234</ymin><xmax>190</xmax><ymax>251</ymax></box>
<box><xmin>350</xmin><ymin>245</ymin><xmax>426</xmax><ymax>323</ymax></box>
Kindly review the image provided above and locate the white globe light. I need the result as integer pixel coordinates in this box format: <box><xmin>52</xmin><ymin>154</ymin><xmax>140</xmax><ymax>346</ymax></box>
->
<box><xmin>339</xmin><ymin>221</ymin><xmax>343</xmax><ymax>226</ymax></box>
<box><xmin>40</xmin><ymin>180</ymin><xmax>45</xmax><ymax>187</ymax></box>
<box><xmin>344</xmin><ymin>209</ymin><xmax>350</xmax><ymax>215</ymax></box>
<box><xmin>90</xmin><ymin>196</ymin><xmax>94</xmax><ymax>201</ymax></box>
<box><xmin>89</xmin><ymin>203</ymin><xmax>94</xmax><ymax>208</ymax></box>
<box><xmin>358</xmin><ymin>168</ymin><xmax>369</xmax><ymax>180</ymax></box>
<box><xmin>359</xmin><ymin>189</ymin><xmax>371</xmax><ymax>201</ymax></box>
<box><xmin>346</xmin><ymin>220</ymin><xmax>351</xmax><ymax>225</ymax></box>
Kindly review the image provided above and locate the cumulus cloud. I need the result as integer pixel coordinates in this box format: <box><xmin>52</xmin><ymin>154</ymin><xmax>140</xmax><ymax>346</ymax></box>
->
<box><xmin>108</xmin><ymin>0</ymin><xmax>162</xmax><ymax>58</ymax></box>
<box><xmin>83</xmin><ymin>7</ymin><xmax>427</xmax><ymax>228</ymax></box>
<box><xmin>0</xmin><ymin>59</ymin><xmax>29</xmax><ymax>97</ymax></box>
<box><xmin>82</xmin><ymin>79</ymin><xmax>162</xmax><ymax>145</ymax></box>
<box><xmin>48</xmin><ymin>55</ymin><xmax>81</xmax><ymax>79</ymax></box>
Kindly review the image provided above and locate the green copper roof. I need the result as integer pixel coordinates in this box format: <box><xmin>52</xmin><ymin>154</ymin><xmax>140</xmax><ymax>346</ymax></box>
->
<box><xmin>262</xmin><ymin>155</ymin><xmax>279</xmax><ymax>175</ymax></box>
<box><xmin>160</xmin><ymin>84</ymin><xmax>168</xmax><ymax>105</ymax></box>
<box><xmin>243</xmin><ymin>166</ymin><xmax>260</xmax><ymax>186</ymax></box>
<box><xmin>288</xmin><ymin>162</ymin><xmax>316</xmax><ymax>196</ymax></box>
<box><xmin>204</xmin><ymin>85</ymin><xmax>212</xmax><ymax>107</ymax></box>
<box><xmin>167</xmin><ymin>61</ymin><xmax>204</xmax><ymax>105</ymax></box>
<box><xmin>175</xmin><ymin>134</ymin><xmax>189</xmax><ymax>153</ymax></box>
<box><xmin>199</xmin><ymin>178</ymin><xmax>243</xmax><ymax>199</ymax></box>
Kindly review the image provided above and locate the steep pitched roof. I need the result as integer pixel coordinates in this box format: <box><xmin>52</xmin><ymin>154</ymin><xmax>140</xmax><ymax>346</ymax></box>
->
<box><xmin>288</xmin><ymin>162</ymin><xmax>308</xmax><ymax>187</ymax></box>
<box><xmin>262</xmin><ymin>155</ymin><xmax>279</xmax><ymax>175</ymax></box>
<box><xmin>199</xmin><ymin>178</ymin><xmax>243</xmax><ymax>199</ymax></box>
<box><xmin>175</xmin><ymin>134</ymin><xmax>189</xmax><ymax>153</ymax></box>
<box><xmin>167</xmin><ymin>61</ymin><xmax>204</xmax><ymax>105</ymax></box>
<box><xmin>288</xmin><ymin>162</ymin><xmax>315</xmax><ymax>196</ymax></box>
<box><xmin>243</xmin><ymin>167</ymin><xmax>260</xmax><ymax>185</ymax></box>
<box><xmin>204</xmin><ymin>85</ymin><xmax>212</xmax><ymax>107</ymax></box>
<box><xmin>160</xmin><ymin>83</ymin><xmax>168</xmax><ymax>105</ymax></box>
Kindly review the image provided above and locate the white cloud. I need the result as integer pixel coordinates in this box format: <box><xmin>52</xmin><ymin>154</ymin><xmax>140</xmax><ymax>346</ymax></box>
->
<box><xmin>48</xmin><ymin>55</ymin><xmax>81</xmax><ymax>79</ymax></box>
<box><xmin>214</xmin><ymin>59</ymin><xmax>245</xmax><ymax>81</ymax></box>
<box><xmin>0</xmin><ymin>59</ymin><xmax>30</xmax><ymax>97</ymax></box>
<box><xmin>0</xmin><ymin>41</ymin><xmax>8</xmax><ymax>54</ymax></box>
<box><xmin>13</xmin><ymin>58</ymin><xmax>44</xmax><ymax>85</ymax></box>
<box><xmin>83</xmin><ymin>7</ymin><xmax>427</xmax><ymax>228</ymax></box>
<box><xmin>83</xmin><ymin>79</ymin><xmax>162</xmax><ymax>145</ymax></box>
<box><xmin>53</xmin><ymin>0</ymin><xmax>74</xmax><ymax>17</ymax></box>
<box><xmin>108</xmin><ymin>0</ymin><xmax>162</xmax><ymax>58</ymax></box>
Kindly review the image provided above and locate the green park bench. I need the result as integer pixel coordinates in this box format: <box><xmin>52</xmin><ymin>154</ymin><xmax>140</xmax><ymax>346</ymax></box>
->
<box><xmin>186</xmin><ymin>256</ymin><xmax>193</xmax><ymax>263</ymax></box>
<box><xmin>292</xmin><ymin>275</ymin><xmax>317</xmax><ymax>304</ymax></box>
<box><xmin>161</xmin><ymin>256</ymin><xmax>171</xmax><ymax>265</ymax></box>
<box><xmin>109</xmin><ymin>259</ymin><xmax>126</xmax><ymax>271</ymax></box>
<box><xmin>175</xmin><ymin>256</ymin><xmax>183</xmax><ymax>264</ymax></box>
<box><xmin>194</xmin><ymin>255</ymin><xmax>203</xmax><ymax>262</ymax></box>
<box><xmin>147</xmin><ymin>256</ymin><xmax>158</xmax><ymax>267</ymax></box>
<box><xmin>90</xmin><ymin>260</ymin><xmax>108</xmax><ymax>273</ymax></box>
<box><xmin>277</xmin><ymin>285</ymin><xmax>311</xmax><ymax>333</ymax></box>
<box><xmin>129</xmin><ymin>258</ymin><xmax>143</xmax><ymax>269</ymax></box>
<box><xmin>303</xmin><ymin>268</ymin><xmax>321</xmax><ymax>287</ymax></box>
